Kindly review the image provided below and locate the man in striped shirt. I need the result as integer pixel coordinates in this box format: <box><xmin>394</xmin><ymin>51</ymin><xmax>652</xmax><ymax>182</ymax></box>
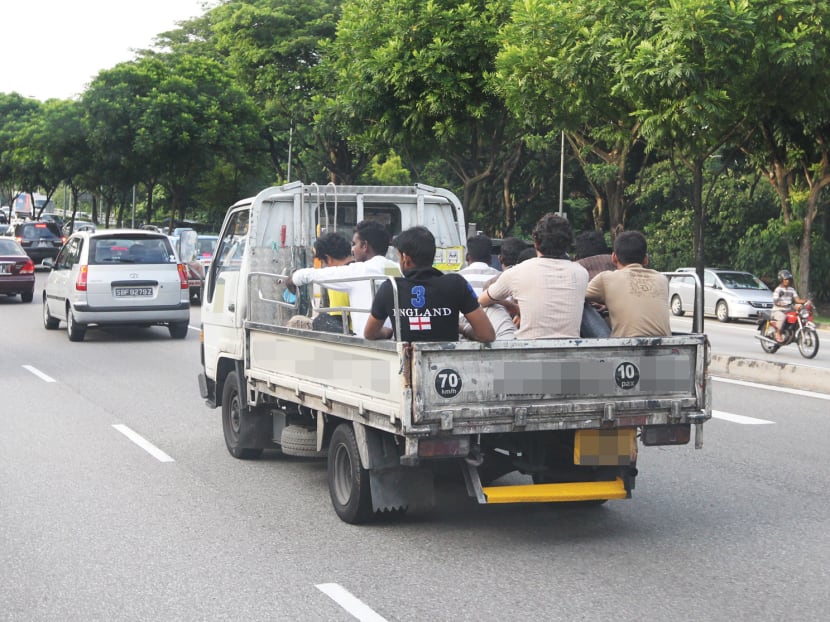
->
<box><xmin>459</xmin><ymin>234</ymin><xmax>516</xmax><ymax>339</ymax></box>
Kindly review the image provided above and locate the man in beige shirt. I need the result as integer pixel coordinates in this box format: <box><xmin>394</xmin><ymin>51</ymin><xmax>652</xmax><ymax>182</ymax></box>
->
<box><xmin>584</xmin><ymin>230</ymin><xmax>671</xmax><ymax>337</ymax></box>
<box><xmin>479</xmin><ymin>213</ymin><xmax>588</xmax><ymax>339</ymax></box>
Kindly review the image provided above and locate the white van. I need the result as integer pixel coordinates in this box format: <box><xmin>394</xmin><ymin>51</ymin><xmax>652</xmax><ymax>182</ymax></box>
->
<box><xmin>669</xmin><ymin>267</ymin><xmax>773</xmax><ymax>322</ymax></box>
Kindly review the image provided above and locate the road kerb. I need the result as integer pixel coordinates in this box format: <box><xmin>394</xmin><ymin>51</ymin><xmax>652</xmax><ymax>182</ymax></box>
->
<box><xmin>710</xmin><ymin>354</ymin><xmax>830</xmax><ymax>394</ymax></box>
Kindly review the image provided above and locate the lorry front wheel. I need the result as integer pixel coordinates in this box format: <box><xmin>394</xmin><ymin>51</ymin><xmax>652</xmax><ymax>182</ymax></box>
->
<box><xmin>328</xmin><ymin>423</ymin><xmax>372</xmax><ymax>524</ymax></box>
<box><xmin>222</xmin><ymin>371</ymin><xmax>264</xmax><ymax>460</ymax></box>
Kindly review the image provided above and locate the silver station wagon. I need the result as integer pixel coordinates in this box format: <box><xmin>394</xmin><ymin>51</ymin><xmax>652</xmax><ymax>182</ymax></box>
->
<box><xmin>42</xmin><ymin>230</ymin><xmax>191</xmax><ymax>341</ymax></box>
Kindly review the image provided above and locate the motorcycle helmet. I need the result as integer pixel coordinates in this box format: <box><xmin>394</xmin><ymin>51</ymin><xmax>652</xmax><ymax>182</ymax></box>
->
<box><xmin>778</xmin><ymin>269</ymin><xmax>793</xmax><ymax>282</ymax></box>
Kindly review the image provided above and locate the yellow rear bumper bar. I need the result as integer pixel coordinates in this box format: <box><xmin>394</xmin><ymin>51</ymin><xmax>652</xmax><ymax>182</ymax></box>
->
<box><xmin>482</xmin><ymin>477</ymin><xmax>628</xmax><ymax>504</ymax></box>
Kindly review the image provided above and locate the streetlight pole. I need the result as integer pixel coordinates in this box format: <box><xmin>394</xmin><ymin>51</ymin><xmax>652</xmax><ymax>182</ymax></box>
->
<box><xmin>558</xmin><ymin>131</ymin><xmax>565</xmax><ymax>217</ymax></box>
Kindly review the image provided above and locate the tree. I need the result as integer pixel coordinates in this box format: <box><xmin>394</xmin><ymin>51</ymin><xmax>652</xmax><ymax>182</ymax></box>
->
<box><xmin>496</xmin><ymin>0</ymin><xmax>649</xmax><ymax>233</ymax></box>
<box><xmin>0</xmin><ymin>93</ymin><xmax>42</xmax><ymax>208</ymax></box>
<box><xmin>135</xmin><ymin>53</ymin><xmax>263</xmax><ymax>226</ymax></box>
<box><xmin>620</xmin><ymin>0</ymin><xmax>754</xmax><ymax>280</ymax></box>
<box><xmin>330</xmin><ymin>0</ymin><xmax>527</xmax><ymax>227</ymax></box>
<box><xmin>736</xmin><ymin>0</ymin><xmax>830</xmax><ymax>296</ymax></box>
<box><xmin>162</xmin><ymin>0</ymin><xmax>348</xmax><ymax>183</ymax></box>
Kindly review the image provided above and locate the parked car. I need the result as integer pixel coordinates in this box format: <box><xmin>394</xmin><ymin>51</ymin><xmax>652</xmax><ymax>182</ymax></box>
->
<box><xmin>7</xmin><ymin>221</ymin><xmax>65</xmax><ymax>267</ymax></box>
<box><xmin>0</xmin><ymin>238</ymin><xmax>36</xmax><ymax>302</ymax></box>
<box><xmin>669</xmin><ymin>267</ymin><xmax>773</xmax><ymax>322</ymax></box>
<box><xmin>42</xmin><ymin>229</ymin><xmax>190</xmax><ymax>341</ymax></box>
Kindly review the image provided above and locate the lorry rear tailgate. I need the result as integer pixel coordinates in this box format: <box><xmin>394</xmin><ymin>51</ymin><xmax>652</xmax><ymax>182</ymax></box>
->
<box><xmin>410</xmin><ymin>336</ymin><xmax>708</xmax><ymax>433</ymax></box>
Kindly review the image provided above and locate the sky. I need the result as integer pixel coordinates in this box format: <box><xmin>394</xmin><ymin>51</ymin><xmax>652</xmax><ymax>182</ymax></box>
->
<box><xmin>0</xmin><ymin>1</ymin><xmax>212</xmax><ymax>102</ymax></box>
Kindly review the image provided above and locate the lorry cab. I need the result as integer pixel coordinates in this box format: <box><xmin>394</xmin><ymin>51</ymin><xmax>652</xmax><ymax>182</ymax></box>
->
<box><xmin>200</xmin><ymin>182</ymin><xmax>467</xmax><ymax>387</ymax></box>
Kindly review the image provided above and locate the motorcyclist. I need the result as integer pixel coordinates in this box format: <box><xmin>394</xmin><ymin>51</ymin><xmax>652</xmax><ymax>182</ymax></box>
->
<box><xmin>771</xmin><ymin>269</ymin><xmax>807</xmax><ymax>343</ymax></box>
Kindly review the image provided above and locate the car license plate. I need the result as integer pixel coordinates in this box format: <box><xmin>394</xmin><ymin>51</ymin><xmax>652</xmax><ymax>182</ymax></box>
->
<box><xmin>114</xmin><ymin>287</ymin><xmax>153</xmax><ymax>297</ymax></box>
<box><xmin>38</xmin><ymin>240</ymin><xmax>51</xmax><ymax>247</ymax></box>
<box><xmin>0</xmin><ymin>263</ymin><xmax>10</xmax><ymax>274</ymax></box>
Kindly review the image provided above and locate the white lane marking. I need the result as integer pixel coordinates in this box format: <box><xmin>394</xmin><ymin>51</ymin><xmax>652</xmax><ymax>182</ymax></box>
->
<box><xmin>713</xmin><ymin>376</ymin><xmax>830</xmax><ymax>401</ymax></box>
<box><xmin>712</xmin><ymin>410</ymin><xmax>774</xmax><ymax>425</ymax></box>
<box><xmin>316</xmin><ymin>583</ymin><xmax>388</xmax><ymax>622</ymax></box>
<box><xmin>22</xmin><ymin>365</ymin><xmax>56</xmax><ymax>383</ymax></box>
<box><xmin>112</xmin><ymin>424</ymin><xmax>175</xmax><ymax>462</ymax></box>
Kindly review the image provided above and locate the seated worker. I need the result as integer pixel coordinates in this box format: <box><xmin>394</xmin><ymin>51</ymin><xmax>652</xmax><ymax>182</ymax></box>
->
<box><xmin>288</xmin><ymin>220</ymin><xmax>400</xmax><ymax>337</ymax></box>
<box><xmin>311</xmin><ymin>232</ymin><xmax>354</xmax><ymax>333</ymax></box>
<box><xmin>364</xmin><ymin>226</ymin><xmax>495</xmax><ymax>343</ymax></box>
<box><xmin>771</xmin><ymin>269</ymin><xmax>807</xmax><ymax>343</ymax></box>
<box><xmin>459</xmin><ymin>234</ymin><xmax>515</xmax><ymax>340</ymax></box>
<box><xmin>574</xmin><ymin>230</ymin><xmax>615</xmax><ymax>280</ymax></box>
<box><xmin>480</xmin><ymin>213</ymin><xmax>588</xmax><ymax>339</ymax></box>
<box><xmin>481</xmin><ymin>237</ymin><xmax>531</xmax><ymax>324</ymax></box>
<box><xmin>584</xmin><ymin>230</ymin><xmax>671</xmax><ymax>337</ymax></box>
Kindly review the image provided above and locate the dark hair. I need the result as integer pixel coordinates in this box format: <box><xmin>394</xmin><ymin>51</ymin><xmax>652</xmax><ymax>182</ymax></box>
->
<box><xmin>574</xmin><ymin>230</ymin><xmax>610</xmax><ymax>259</ymax></box>
<box><xmin>517</xmin><ymin>247</ymin><xmax>538</xmax><ymax>263</ymax></box>
<box><xmin>355</xmin><ymin>220</ymin><xmax>391</xmax><ymax>256</ymax></box>
<box><xmin>613</xmin><ymin>230</ymin><xmax>647</xmax><ymax>265</ymax></box>
<box><xmin>395</xmin><ymin>226</ymin><xmax>435</xmax><ymax>267</ymax></box>
<box><xmin>500</xmin><ymin>237</ymin><xmax>528</xmax><ymax>267</ymax></box>
<box><xmin>314</xmin><ymin>232</ymin><xmax>351</xmax><ymax>261</ymax></box>
<box><xmin>532</xmin><ymin>213</ymin><xmax>573</xmax><ymax>257</ymax></box>
<box><xmin>466</xmin><ymin>234</ymin><xmax>492</xmax><ymax>264</ymax></box>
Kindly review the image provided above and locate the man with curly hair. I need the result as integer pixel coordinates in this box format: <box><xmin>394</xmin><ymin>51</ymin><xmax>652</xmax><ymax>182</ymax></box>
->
<box><xmin>479</xmin><ymin>213</ymin><xmax>588</xmax><ymax>339</ymax></box>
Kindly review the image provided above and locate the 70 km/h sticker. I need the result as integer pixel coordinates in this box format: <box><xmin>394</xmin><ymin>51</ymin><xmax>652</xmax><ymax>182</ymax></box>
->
<box><xmin>435</xmin><ymin>368</ymin><xmax>462</xmax><ymax>398</ymax></box>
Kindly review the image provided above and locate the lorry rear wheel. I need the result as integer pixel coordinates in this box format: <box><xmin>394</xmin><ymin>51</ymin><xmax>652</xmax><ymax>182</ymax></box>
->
<box><xmin>222</xmin><ymin>371</ymin><xmax>264</xmax><ymax>460</ymax></box>
<box><xmin>328</xmin><ymin>423</ymin><xmax>372</xmax><ymax>524</ymax></box>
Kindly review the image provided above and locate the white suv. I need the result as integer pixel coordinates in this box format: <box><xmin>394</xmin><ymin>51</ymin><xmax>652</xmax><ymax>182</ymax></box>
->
<box><xmin>42</xmin><ymin>230</ymin><xmax>190</xmax><ymax>341</ymax></box>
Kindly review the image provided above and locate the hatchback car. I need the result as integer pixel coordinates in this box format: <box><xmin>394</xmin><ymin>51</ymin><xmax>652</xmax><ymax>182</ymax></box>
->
<box><xmin>42</xmin><ymin>230</ymin><xmax>190</xmax><ymax>341</ymax></box>
<box><xmin>669</xmin><ymin>268</ymin><xmax>773</xmax><ymax>322</ymax></box>
<box><xmin>0</xmin><ymin>238</ymin><xmax>36</xmax><ymax>302</ymax></box>
<box><xmin>9</xmin><ymin>221</ymin><xmax>65</xmax><ymax>266</ymax></box>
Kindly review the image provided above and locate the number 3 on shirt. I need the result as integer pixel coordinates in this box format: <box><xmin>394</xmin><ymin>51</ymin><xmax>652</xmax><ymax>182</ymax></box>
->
<box><xmin>411</xmin><ymin>285</ymin><xmax>426</xmax><ymax>308</ymax></box>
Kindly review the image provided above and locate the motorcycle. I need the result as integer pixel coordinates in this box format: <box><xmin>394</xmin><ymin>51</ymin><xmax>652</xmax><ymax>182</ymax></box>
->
<box><xmin>756</xmin><ymin>301</ymin><xmax>820</xmax><ymax>359</ymax></box>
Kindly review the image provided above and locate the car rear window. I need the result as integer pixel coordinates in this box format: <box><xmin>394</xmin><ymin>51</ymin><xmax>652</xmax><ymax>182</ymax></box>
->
<box><xmin>20</xmin><ymin>222</ymin><xmax>62</xmax><ymax>240</ymax></box>
<box><xmin>0</xmin><ymin>239</ymin><xmax>26</xmax><ymax>255</ymax></box>
<box><xmin>90</xmin><ymin>235</ymin><xmax>175</xmax><ymax>265</ymax></box>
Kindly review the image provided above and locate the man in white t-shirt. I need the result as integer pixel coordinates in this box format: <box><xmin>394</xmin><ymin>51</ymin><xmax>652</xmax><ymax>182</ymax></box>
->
<box><xmin>458</xmin><ymin>234</ymin><xmax>515</xmax><ymax>340</ymax></box>
<box><xmin>480</xmin><ymin>213</ymin><xmax>588</xmax><ymax>339</ymax></box>
<box><xmin>288</xmin><ymin>220</ymin><xmax>400</xmax><ymax>336</ymax></box>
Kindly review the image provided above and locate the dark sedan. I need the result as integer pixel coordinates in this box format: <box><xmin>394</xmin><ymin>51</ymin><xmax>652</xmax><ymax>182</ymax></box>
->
<box><xmin>0</xmin><ymin>238</ymin><xmax>36</xmax><ymax>302</ymax></box>
<box><xmin>11</xmin><ymin>221</ymin><xmax>65</xmax><ymax>266</ymax></box>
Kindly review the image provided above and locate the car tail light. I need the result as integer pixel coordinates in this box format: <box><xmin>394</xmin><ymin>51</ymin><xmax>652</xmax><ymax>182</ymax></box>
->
<box><xmin>75</xmin><ymin>265</ymin><xmax>88</xmax><ymax>291</ymax></box>
<box><xmin>20</xmin><ymin>259</ymin><xmax>35</xmax><ymax>274</ymax></box>
<box><xmin>61</xmin><ymin>236</ymin><xmax>67</xmax><ymax>244</ymax></box>
<box><xmin>177</xmin><ymin>263</ymin><xmax>189</xmax><ymax>289</ymax></box>
<box><xmin>14</xmin><ymin>236</ymin><xmax>23</xmax><ymax>244</ymax></box>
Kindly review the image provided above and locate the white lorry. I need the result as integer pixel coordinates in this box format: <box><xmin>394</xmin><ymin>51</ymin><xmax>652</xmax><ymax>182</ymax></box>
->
<box><xmin>198</xmin><ymin>182</ymin><xmax>711</xmax><ymax>523</ymax></box>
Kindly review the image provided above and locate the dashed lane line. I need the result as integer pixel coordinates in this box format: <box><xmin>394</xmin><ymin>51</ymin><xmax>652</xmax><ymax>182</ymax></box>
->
<box><xmin>316</xmin><ymin>583</ymin><xmax>388</xmax><ymax>622</ymax></box>
<box><xmin>112</xmin><ymin>424</ymin><xmax>175</xmax><ymax>463</ymax></box>
<box><xmin>711</xmin><ymin>410</ymin><xmax>774</xmax><ymax>425</ymax></box>
<box><xmin>22</xmin><ymin>365</ymin><xmax>56</xmax><ymax>383</ymax></box>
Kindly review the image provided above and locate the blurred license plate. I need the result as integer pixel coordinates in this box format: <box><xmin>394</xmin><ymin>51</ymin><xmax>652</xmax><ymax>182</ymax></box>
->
<box><xmin>38</xmin><ymin>241</ymin><xmax>51</xmax><ymax>247</ymax></box>
<box><xmin>114</xmin><ymin>287</ymin><xmax>153</xmax><ymax>297</ymax></box>
<box><xmin>0</xmin><ymin>264</ymin><xmax>10</xmax><ymax>274</ymax></box>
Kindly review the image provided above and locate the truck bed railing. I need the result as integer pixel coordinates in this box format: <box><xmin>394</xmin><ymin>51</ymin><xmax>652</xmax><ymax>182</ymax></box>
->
<box><xmin>247</xmin><ymin>271</ymin><xmax>403</xmax><ymax>338</ymax></box>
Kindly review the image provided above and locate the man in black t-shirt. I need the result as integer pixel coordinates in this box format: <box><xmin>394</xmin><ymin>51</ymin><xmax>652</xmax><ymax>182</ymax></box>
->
<box><xmin>365</xmin><ymin>226</ymin><xmax>495</xmax><ymax>342</ymax></box>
